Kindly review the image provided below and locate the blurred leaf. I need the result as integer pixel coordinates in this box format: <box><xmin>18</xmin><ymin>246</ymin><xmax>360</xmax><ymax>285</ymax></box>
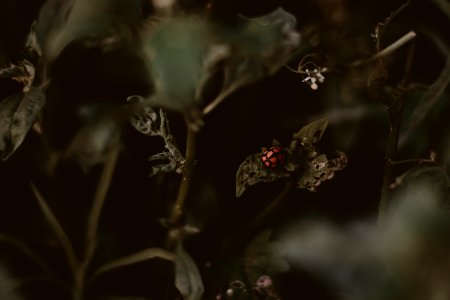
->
<box><xmin>25</xmin><ymin>21</ymin><xmax>42</xmax><ymax>58</ymax></box>
<box><xmin>141</xmin><ymin>17</ymin><xmax>209</xmax><ymax>111</ymax></box>
<box><xmin>0</xmin><ymin>88</ymin><xmax>46</xmax><ymax>160</ymax></box>
<box><xmin>66</xmin><ymin>114</ymin><xmax>123</xmax><ymax>170</ymax></box>
<box><xmin>91</xmin><ymin>247</ymin><xmax>176</xmax><ymax>280</ymax></box>
<box><xmin>175</xmin><ymin>243</ymin><xmax>204</xmax><ymax>300</ymax></box>
<box><xmin>244</xmin><ymin>230</ymin><xmax>290</xmax><ymax>283</ymax></box>
<box><xmin>290</xmin><ymin>117</ymin><xmax>328</xmax><ymax>159</ymax></box>
<box><xmin>142</xmin><ymin>8</ymin><xmax>300</xmax><ymax>113</ymax></box>
<box><xmin>37</xmin><ymin>0</ymin><xmax>143</xmax><ymax>60</ymax></box>
<box><xmin>236</xmin><ymin>153</ymin><xmax>289</xmax><ymax>198</ymax></box>
<box><xmin>297</xmin><ymin>152</ymin><xmax>348</xmax><ymax>192</ymax></box>
<box><xmin>203</xmin><ymin>8</ymin><xmax>301</xmax><ymax>115</ymax></box>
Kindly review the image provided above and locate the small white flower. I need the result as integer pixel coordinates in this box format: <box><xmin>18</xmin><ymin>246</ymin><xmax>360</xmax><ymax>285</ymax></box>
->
<box><xmin>302</xmin><ymin>67</ymin><xmax>326</xmax><ymax>90</ymax></box>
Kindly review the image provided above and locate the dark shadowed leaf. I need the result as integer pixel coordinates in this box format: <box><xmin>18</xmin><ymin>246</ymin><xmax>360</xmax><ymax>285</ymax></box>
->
<box><xmin>236</xmin><ymin>153</ymin><xmax>290</xmax><ymax>198</ymax></box>
<box><xmin>0</xmin><ymin>88</ymin><xmax>46</xmax><ymax>160</ymax></box>
<box><xmin>175</xmin><ymin>243</ymin><xmax>204</xmax><ymax>300</ymax></box>
<box><xmin>297</xmin><ymin>152</ymin><xmax>348</xmax><ymax>192</ymax></box>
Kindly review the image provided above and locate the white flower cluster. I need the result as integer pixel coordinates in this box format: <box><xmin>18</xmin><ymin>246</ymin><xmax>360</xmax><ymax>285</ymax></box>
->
<box><xmin>302</xmin><ymin>67</ymin><xmax>327</xmax><ymax>90</ymax></box>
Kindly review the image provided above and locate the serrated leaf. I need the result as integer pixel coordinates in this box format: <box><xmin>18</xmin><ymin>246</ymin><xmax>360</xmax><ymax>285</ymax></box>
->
<box><xmin>290</xmin><ymin>117</ymin><xmax>328</xmax><ymax>158</ymax></box>
<box><xmin>297</xmin><ymin>152</ymin><xmax>347</xmax><ymax>192</ymax></box>
<box><xmin>0</xmin><ymin>88</ymin><xmax>46</xmax><ymax>160</ymax></box>
<box><xmin>236</xmin><ymin>153</ymin><xmax>289</xmax><ymax>198</ymax></box>
<box><xmin>91</xmin><ymin>247</ymin><xmax>176</xmax><ymax>280</ymax></box>
<box><xmin>175</xmin><ymin>243</ymin><xmax>204</xmax><ymax>300</ymax></box>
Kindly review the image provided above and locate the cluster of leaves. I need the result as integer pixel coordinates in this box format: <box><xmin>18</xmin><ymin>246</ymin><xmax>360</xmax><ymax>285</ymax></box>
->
<box><xmin>0</xmin><ymin>0</ymin><xmax>304</xmax><ymax>299</ymax></box>
<box><xmin>236</xmin><ymin>118</ymin><xmax>347</xmax><ymax>197</ymax></box>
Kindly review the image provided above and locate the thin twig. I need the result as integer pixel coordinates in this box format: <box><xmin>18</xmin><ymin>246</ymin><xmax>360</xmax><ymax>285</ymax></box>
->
<box><xmin>378</xmin><ymin>107</ymin><xmax>403</xmax><ymax>222</ymax></box>
<box><xmin>373</xmin><ymin>1</ymin><xmax>411</xmax><ymax>52</ymax></box>
<box><xmin>378</xmin><ymin>39</ymin><xmax>416</xmax><ymax>223</ymax></box>
<box><xmin>31</xmin><ymin>183</ymin><xmax>78</xmax><ymax>277</ymax></box>
<box><xmin>351</xmin><ymin>31</ymin><xmax>416</xmax><ymax>67</ymax></box>
<box><xmin>374</xmin><ymin>31</ymin><xmax>417</xmax><ymax>61</ymax></box>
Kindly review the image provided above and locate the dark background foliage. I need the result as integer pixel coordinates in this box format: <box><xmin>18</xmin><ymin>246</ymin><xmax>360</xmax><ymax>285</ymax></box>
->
<box><xmin>0</xmin><ymin>0</ymin><xmax>449</xmax><ymax>299</ymax></box>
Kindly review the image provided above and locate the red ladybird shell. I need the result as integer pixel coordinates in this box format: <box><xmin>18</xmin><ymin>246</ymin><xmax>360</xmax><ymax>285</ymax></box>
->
<box><xmin>261</xmin><ymin>147</ymin><xmax>286</xmax><ymax>169</ymax></box>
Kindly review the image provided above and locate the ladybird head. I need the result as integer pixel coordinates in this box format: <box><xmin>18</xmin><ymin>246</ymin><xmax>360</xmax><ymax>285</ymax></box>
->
<box><xmin>261</xmin><ymin>146</ymin><xmax>286</xmax><ymax>169</ymax></box>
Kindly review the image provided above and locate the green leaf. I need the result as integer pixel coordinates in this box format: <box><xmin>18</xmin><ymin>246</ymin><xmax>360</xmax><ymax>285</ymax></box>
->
<box><xmin>236</xmin><ymin>153</ymin><xmax>290</xmax><ymax>198</ymax></box>
<box><xmin>91</xmin><ymin>247</ymin><xmax>176</xmax><ymax>280</ymax></box>
<box><xmin>141</xmin><ymin>17</ymin><xmax>210</xmax><ymax>111</ymax></box>
<box><xmin>0</xmin><ymin>88</ymin><xmax>46</xmax><ymax>160</ymax></box>
<box><xmin>175</xmin><ymin>243</ymin><xmax>204</xmax><ymax>300</ymax></box>
<box><xmin>290</xmin><ymin>117</ymin><xmax>328</xmax><ymax>159</ymax></box>
<box><xmin>37</xmin><ymin>0</ymin><xmax>143</xmax><ymax>60</ymax></box>
<box><xmin>141</xmin><ymin>8</ymin><xmax>300</xmax><ymax>114</ymax></box>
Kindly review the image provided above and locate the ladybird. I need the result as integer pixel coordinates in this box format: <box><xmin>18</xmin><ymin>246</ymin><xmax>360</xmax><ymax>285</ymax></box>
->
<box><xmin>261</xmin><ymin>146</ymin><xmax>286</xmax><ymax>169</ymax></box>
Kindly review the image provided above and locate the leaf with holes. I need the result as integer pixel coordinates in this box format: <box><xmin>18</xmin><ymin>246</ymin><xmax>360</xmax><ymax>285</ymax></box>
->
<box><xmin>297</xmin><ymin>152</ymin><xmax>347</xmax><ymax>192</ymax></box>
<box><xmin>236</xmin><ymin>153</ymin><xmax>290</xmax><ymax>198</ymax></box>
<box><xmin>0</xmin><ymin>88</ymin><xmax>46</xmax><ymax>160</ymax></box>
<box><xmin>128</xmin><ymin>95</ymin><xmax>160</xmax><ymax>137</ymax></box>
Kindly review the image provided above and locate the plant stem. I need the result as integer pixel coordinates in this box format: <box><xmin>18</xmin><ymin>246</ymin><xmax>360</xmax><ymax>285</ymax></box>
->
<box><xmin>378</xmin><ymin>40</ymin><xmax>415</xmax><ymax>223</ymax></box>
<box><xmin>168</xmin><ymin>123</ymin><xmax>197</xmax><ymax>226</ymax></box>
<box><xmin>378</xmin><ymin>105</ymin><xmax>403</xmax><ymax>222</ymax></box>
<box><xmin>31</xmin><ymin>183</ymin><xmax>78</xmax><ymax>277</ymax></box>
<box><xmin>351</xmin><ymin>31</ymin><xmax>416</xmax><ymax>67</ymax></box>
<box><xmin>73</xmin><ymin>145</ymin><xmax>120</xmax><ymax>300</ymax></box>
